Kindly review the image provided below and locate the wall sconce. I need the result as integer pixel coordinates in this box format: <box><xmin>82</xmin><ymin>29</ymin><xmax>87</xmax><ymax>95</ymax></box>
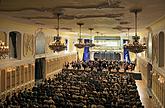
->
<box><xmin>152</xmin><ymin>71</ymin><xmax>156</xmax><ymax>76</ymax></box>
<box><xmin>7</xmin><ymin>68</ymin><xmax>12</xmax><ymax>72</ymax></box>
<box><xmin>24</xmin><ymin>65</ymin><xmax>28</xmax><ymax>68</ymax></box>
<box><xmin>0</xmin><ymin>40</ymin><xmax>9</xmax><ymax>59</ymax></box>
<box><xmin>158</xmin><ymin>76</ymin><xmax>164</xmax><ymax>84</ymax></box>
<box><xmin>32</xmin><ymin>63</ymin><xmax>35</xmax><ymax>66</ymax></box>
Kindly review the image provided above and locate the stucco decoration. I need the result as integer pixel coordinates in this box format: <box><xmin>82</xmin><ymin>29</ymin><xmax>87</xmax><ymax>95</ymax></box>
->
<box><xmin>46</xmin><ymin>36</ymin><xmax>54</xmax><ymax>53</ymax></box>
<box><xmin>0</xmin><ymin>31</ymin><xmax>7</xmax><ymax>44</ymax></box>
<box><xmin>152</xmin><ymin>34</ymin><xmax>158</xmax><ymax>64</ymax></box>
<box><xmin>23</xmin><ymin>33</ymin><xmax>34</xmax><ymax>57</ymax></box>
<box><xmin>147</xmin><ymin>33</ymin><xmax>152</xmax><ymax>61</ymax></box>
<box><xmin>35</xmin><ymin>31</ymin><xmax>45</xmax><ymax>54</ymax></box>
<box><xmin>152</xmin><ymin>34</ymin><xmax>155</xmax><ymax>62</ymax></box>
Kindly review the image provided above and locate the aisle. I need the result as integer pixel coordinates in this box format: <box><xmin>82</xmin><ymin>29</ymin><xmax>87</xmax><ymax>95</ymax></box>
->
<box><xmin>136</xmin><ymin>79</ymin><xmax>155</xmax><ymax>108</ymax></box>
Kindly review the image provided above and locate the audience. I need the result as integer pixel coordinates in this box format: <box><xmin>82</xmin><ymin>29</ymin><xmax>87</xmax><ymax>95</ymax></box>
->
<box><xmin>0</xmin><ymin>59</ymin><xmax>142</xmax><ymax>108</ymax></box>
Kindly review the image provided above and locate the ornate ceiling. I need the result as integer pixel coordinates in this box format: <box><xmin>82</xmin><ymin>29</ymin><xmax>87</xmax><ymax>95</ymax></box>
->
<box><xmin>0</xmin><ymin>0</ymin><xmax>164</xmax><ymax>35</ymax></box>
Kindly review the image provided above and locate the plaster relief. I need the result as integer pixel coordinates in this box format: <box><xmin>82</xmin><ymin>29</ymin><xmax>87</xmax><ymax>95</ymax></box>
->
<box><xmin>23</xmin><ymin>33</ymin><xmax>34</xmax><ymax>57</ymax></box>
<box><xmin>152</xmin><ymin>34</ymin><xmax>158</xmax><ymax>64</ymax></box>
<box><xmin>0</xmin><ymin>31</ymin><xmax>7</xmax><ymax>44</ymax></box>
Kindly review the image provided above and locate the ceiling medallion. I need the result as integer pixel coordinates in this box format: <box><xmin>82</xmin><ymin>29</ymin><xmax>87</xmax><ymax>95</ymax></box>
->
<box><xmin>112</xmin><ymin>25</ymin><xmax>128</xmax><ymax>31</ymax></box>
<box><xmin>0</xmin><ymin>40</ymin><xmax>9</xmax><ymax>59</ymax></box>
<box><xmin>124</xmin><ymin>8</ymin><xmax>146</xmax><ymax>53</ymax></box>
<box><xmin>74</xmin><ymin>22</ymin><xmax>85</xmax><ymax>49</ymax></box>
<box><xmin>120</xmin><ymin>21</ymin><xmax>130</xmax><ymax>25</ymax></box>
<box><xmin>49</xmin><ymin>13</ymin><xmax>66</xmax><ymax>52</ymax></box>
<box><xmin>86</xmin><ymin>28</ymin><xmax>95</xmax><ymax>47</ymax></box>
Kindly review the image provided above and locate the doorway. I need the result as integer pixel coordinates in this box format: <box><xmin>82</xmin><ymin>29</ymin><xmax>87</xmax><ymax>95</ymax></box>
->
<box><xmin>35</xmin><ymin>58</ymin><xmax>46</xmax><ymax>81</ymax></box>
<box><xmin>9</xmin><ymin>31</ymin><xmax>21</xmax><ymax>59</ymax></box>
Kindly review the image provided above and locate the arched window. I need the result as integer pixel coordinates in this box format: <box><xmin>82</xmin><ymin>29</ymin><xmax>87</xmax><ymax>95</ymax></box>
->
<box><xmin>9</xmin><ymin>31</ymin><xmax>22</xmax><ymax>59</ymax></box>
<box><xmin>35</xmin><ymin>31</ymin><xmax>45</xmax><ymax>54</ymax></box>
<box><xmin>158</xmin><ymin>31</ymin><xmax>164</xmax><ymax>67</ymax></box>
<box><xmin>148</xmin><ymin>33</ymin><xmax>152</xmax><ymax>60</ymax></box>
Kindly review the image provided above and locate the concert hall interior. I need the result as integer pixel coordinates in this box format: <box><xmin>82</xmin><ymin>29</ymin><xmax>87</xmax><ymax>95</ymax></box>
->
<box><xmin>0</xmin><ymin>0</ymin><xmax>165</xmax><ymax>108</ymax></box>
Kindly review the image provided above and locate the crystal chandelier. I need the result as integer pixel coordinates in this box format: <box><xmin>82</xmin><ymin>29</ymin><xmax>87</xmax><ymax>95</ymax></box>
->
<box><xmin>49</xmin><ymin>13</ymin><xmax>66</xmax><ymax>52</ymax></box>
<box><xmin>86</xmin><ymin>28</ymin><xmax>95</xmax><ymax>47</ymax></box>
<box><xmin>74</xmin><ymin>22</ymin><xmax>85</xmax><ymax>49</ymax></box>
<box><xmin>0</xmin><ymin>40</ymin><xmax>9</xmax><ymax>59</ymax></box>
<box><xmin>124</xmin><ymin>8</ymin><xmax>146</xmax><ymax>53</ymax></box>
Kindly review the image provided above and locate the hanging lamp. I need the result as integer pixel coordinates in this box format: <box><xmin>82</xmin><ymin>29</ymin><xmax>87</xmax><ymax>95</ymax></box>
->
<box><xmin>74</xmin><ymin>22</ymin><xmax>85</xmax><ymax>49</ymax></box>
<box><xmin>0</xmin><ymin>40</ymin><xmax>9</xmax><ymax>59</ymax></box>
<box><xmin>49</xmin><ymin>13</ymin><xmax>66</xmax><ymax>52</ymax></box>
<box><xmin>124</xmin><ymin>8</ymin><xmax>146</xmax><ymax>53</ymax></box>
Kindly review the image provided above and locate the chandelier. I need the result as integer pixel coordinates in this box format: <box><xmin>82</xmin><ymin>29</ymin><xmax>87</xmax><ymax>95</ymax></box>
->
<box><xmin>49</xmin><ymin>13</ymin><xmax>66</xmax><ymax>52</ymax></box>
<box><xmin>124</xmin><ymin>8</ymin><xmax>146</xmax><ymax>53</ymax></box>
<box><xmin>74</xmin><ymin>22</ymin><xmax>85</xmax><ymax>49</ymax></box>
<box><xmin>86</xmin><ymin>28</ymin><xmax>95</xmax><ymax>47</ymax></box>
<box><xmin>0</xmin><ymin>40</ymin><xmax>9</xmax><ymax>59</ymax></box>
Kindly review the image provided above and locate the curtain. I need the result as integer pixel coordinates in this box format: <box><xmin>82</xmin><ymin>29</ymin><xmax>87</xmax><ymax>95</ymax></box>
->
<box><xmin>9</xmin><ymin>32</ymin><xmax>17</xmax><ymax>58</ymax></box>
<box><xmin>83</xmin><ymin>39</ymin><xmax>90</xmax><ymax>61</ymax></box>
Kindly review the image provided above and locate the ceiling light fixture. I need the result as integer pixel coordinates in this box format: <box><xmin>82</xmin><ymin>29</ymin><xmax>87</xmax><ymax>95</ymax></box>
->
<box><xmin>124</xmin><ymin>8</ymin><xmax>146</xmax><ymax>53</ymax></box>
<box><xmin>0</xmin><ymin>40</ymin><xmax>9</xmax><ymax>59</ymax></box>
<box><xmin>49</xmin><ymin>13</ymin><xmax>66</xmax><ymax>52</ymax></box>
<box><xmin>74</xmin><ymin>22</ymin><xmax>85</xmax><ymax>49</ymax></box>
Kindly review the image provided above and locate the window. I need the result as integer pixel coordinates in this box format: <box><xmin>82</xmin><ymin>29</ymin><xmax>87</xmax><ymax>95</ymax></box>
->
<box><xmin>148</xmin><ymin>33</ymin><xmax>152</xmax><ymax>60</ymax></box>
<box><xmin>9</xmin><ymin>31</ymin><xmax>21</xmax><ymax>59</ymax></box>
<box><xmin>158</xmin><ymin>31</ymin><xmax>164</xmax><ymax>67</ymax></box>
<box><xmin>35</xmin><ymin>31</ymin><xmax>45</xmax><ymax>54</ymax></box>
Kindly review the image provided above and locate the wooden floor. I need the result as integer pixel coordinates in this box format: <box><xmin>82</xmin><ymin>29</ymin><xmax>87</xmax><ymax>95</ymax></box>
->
<box><xmin>136</xmin><ymin>79</ymin><xmax>155</xmax><ymax>108</ymax></box>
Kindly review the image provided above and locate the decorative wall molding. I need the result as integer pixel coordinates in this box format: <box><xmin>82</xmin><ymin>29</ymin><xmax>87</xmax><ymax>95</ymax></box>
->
<box><xmin>152</xmin><ymin>33</ymin><xmax>158</xmax><ymax>64</ymax></box>
<box><xmin>23</xmin><ymin>33</ymin><xmax>34</xmax><ymax>57</ymax></box>
<box><xmin>138</xmin><ymin>56</ymin><xmax>165</xmax><ymax>107</ymax></box>
<box><xmin>151</xmin><ymin>90</ymin><xmax>164</xmax><ymax>108</ymax></box>
<box><xmin>0</xmin><ymin>0</ymin><xmax>123</xmax><ymax>13</ymax></box>
<box><xmin>138</xmin><ymin>56</ymin><xmax>165</xmax><ymax>77</ymax></box>
<box><xmin>0</xmin><ymin>58</ymin><xmax>34</xmax><ymax>68</ymax></box>
<box><xmin>35</xmin><ymin>54</ymin><xmax>46</xmax><ymax>59</ymax></box>
<box><xmin>16</xmin><ymin>13</ymin><xmax>124</xmax><ymax>20</ymax></box>
<box><xmin>0</xmin><ymin>31</ymin><xmax>7</xmax><ymax>44</ymax></box>
<box><xmin>153</xmin><ymin>65</ymin><xmax>165</xmax><ymax>78</ymax></box>
<box><xmin>45</xmin><ymin>52</ymin><xmax>77</xmax><ymax>60</ymax></box>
